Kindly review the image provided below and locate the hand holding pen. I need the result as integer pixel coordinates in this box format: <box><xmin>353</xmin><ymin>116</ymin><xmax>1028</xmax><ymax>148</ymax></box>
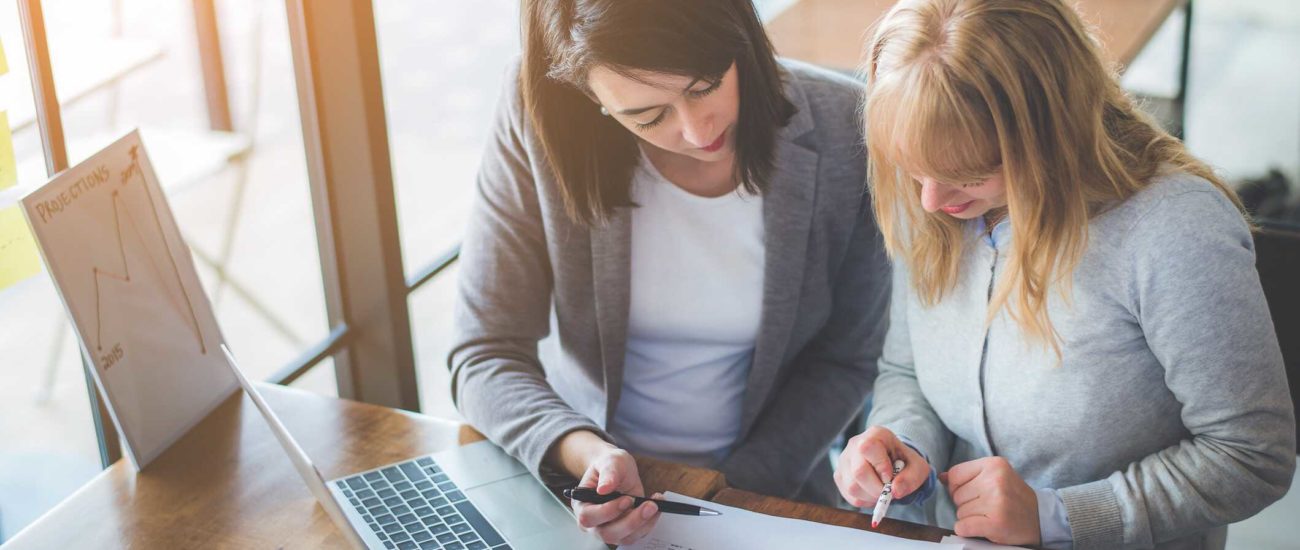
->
<box><xmin>872</xmin><ymin>459</ymin><xmax>905</xmax><ymax>528</ymax></box>
<box><xmin>556</xmin><ymin>434</ymin><xmax>661</xmax><ymax>545</ymax></box>
<box><xmin>833</xmin><ymin>426</ymin><xmax>931</xmax><ymax>527</ymax></box>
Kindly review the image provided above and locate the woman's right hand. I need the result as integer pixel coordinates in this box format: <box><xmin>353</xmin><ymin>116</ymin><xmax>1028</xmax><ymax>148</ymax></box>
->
<box><xmin>553</xmin><ymin>430</ymin><xmax>661</xmax><ymax>545</ymax></box>
<box><xmin>834</xmin><ymin>425</ymin><xmax>931</xmax><ymax>508</ymax></box>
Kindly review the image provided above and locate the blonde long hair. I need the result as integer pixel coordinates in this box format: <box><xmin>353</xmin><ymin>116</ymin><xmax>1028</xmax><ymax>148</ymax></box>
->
<box><xmin>864</xmin><ymin>0</ymin><xmax>1245</xmax><ymax>354</ymax></box>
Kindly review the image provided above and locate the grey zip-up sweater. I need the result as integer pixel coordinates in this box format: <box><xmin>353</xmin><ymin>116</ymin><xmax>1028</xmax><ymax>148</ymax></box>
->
<box><xmin>868</xmin><ymin>172</ymin><xmax>1296</xmax><ymax>550</ymax></box>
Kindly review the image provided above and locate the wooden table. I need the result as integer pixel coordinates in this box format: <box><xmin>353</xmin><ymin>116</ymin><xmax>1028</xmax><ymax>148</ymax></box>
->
<box><xmin>765</xmin><ymin>0</ymin><xmax>1184</xmax><ymax>72</ymax></box>
<box><xmin>1</xmin><ymin>384</ymin><xmax>948</xmax><ymax>548</ymax></box>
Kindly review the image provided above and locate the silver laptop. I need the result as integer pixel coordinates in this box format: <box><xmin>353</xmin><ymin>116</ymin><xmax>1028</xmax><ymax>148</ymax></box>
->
<box><xmin>221</xmin><ymin>345</ymin><xmax>604</xmax><ymax>550</ymax></box>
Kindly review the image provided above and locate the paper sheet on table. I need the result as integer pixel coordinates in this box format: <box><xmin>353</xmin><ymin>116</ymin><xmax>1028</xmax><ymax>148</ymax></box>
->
<box><xmin>940</xmin><ymin>535</ymin><xmax>1029</xmax><ymax>549</ymax></box>
<box><xmin>0</xmin><ymin>36</ymin><xmax>8</xmax><ymax>76</ymax></box>
<box><xmin>617</xmin><ymin>492</ymin><xmax>963</xmax><ymax>550</ymax></box>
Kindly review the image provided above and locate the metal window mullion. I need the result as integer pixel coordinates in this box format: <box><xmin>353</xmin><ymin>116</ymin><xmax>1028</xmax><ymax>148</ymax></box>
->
<box><xmin>269</xmin><ymin>323</ymin><xmax>353</xmax><ymax>385</ymax></box>
<box><xmin>1173</xmin><ymin>0</ymin><xmax>1193</xmax><ymax>140</ymax></box>
<box><xmin>18</xmin><ymin>0</ymin><xmax>123</xmax><ymax>467</ymax></box>
<box><xmin>405</xmin><ymin>243</ymin><xmax>460</xmax><ymax>293</ymax></box>
<box><xmin>284</xmin><ymin>0</ymin><xmax>419</xmax><ymax>411</ymax></box>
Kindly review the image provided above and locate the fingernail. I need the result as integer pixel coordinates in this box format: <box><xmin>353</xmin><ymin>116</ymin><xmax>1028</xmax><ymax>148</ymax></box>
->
<box><xmin>642</xmin><ymin>502</ymin><xmax>658</xmax><ymax>518</ymax></box>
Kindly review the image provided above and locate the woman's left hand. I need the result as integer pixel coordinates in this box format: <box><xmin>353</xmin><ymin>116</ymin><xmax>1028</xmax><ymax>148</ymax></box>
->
<box><xmin>940</xmin><ymin>457</ymin><xmax>1041</xmax><ymax>546</ymax></box>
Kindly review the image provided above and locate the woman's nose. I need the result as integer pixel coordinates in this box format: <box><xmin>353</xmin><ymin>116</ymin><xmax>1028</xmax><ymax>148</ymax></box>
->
<box><xmin>919</xmin><ymin>177</ymin><xmax>952</xmax><ymax>213</ymax></box>
<box><xmin>678</xmin><ymin>103</ymin><xmax>715</xmax><ymax>147</ymax></box>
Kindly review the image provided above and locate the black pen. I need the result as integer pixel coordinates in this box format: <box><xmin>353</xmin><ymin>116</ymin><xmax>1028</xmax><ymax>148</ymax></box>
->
<box><xmin>563</xmin><ymin>487</ymin><xmax>723</xmax><ymax>516</ymax></box>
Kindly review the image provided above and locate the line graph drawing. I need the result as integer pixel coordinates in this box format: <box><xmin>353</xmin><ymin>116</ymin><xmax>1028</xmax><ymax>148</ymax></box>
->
<box><xmin>23</xmin><ymin>130</ymin><xmax>236</xmax><ymax>469</ymax></box>
<box><xmin>88</xmin><ymin>144</ymin><xmax>207</xmax><ymax>354</ymax></box>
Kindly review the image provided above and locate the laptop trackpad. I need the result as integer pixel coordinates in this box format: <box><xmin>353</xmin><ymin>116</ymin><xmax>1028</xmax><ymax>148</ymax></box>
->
<box><xmin>466</xmin><ymin>474</ymin><xmax>597</xmax><ymax>548</ymax></box>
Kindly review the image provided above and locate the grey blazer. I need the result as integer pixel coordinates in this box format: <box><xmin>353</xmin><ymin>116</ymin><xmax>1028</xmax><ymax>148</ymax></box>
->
<box><xmin>448</xmin><ymin>58</ymin><xmax>891</xmax><ymax>504</ymax></box>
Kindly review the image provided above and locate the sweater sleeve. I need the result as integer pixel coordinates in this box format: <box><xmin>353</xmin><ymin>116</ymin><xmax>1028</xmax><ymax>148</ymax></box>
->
<box><xmin>448</xmin><ymin>63</ymin><xmax>611</xmax><ymax>487</ymax></box>
<box><xmin>1057</xmin><ymin>188</ymin><xmax>1296</xmax><ymax>549</ymax></box>
<box><xmin>865</xmin><ymin>262</ymin><xmax>957</xmax><ymax>475</ymax></box>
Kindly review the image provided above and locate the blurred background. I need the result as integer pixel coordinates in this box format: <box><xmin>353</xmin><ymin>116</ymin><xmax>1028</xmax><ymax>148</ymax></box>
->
<box><xmin>0</xmin><ymin>0</ymin><xmax>1295</xmax><ymax>546</ymax></box>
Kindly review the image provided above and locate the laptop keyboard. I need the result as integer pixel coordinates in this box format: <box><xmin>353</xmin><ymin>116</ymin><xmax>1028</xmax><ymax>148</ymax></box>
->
<box><xmin>336</xmin><ymin>456</ymin><xmax>512</xmax><ymax>550</ymax></box>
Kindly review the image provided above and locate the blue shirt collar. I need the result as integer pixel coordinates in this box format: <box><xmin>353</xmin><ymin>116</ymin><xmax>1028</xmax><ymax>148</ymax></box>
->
<box><xmin>973</xmin><ymin>215</ymin><xmax>1012</xmax><ymax>248</ymax></box>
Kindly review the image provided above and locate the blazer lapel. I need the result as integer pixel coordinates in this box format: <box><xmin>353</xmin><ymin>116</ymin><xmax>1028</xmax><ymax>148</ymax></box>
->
<box><xmin>591</xmin><ymin>208</ymin><xmax>632</xmax><ymax>428</ymax></box>
<box><xmin>738</xmin><ymin>79</ymin><xmax>820</xmax><ymax>438</ymax></box>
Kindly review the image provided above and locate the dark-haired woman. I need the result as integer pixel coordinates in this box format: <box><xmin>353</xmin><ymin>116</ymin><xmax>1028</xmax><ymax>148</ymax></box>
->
<box><xmin>448</xmin><ymin>0</ymin><xmax>890</xmax><ymax>544</ymax></box>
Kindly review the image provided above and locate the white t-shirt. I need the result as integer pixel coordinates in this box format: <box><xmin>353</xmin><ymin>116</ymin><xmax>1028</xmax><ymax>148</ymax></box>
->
<box><xmin>608</xmin><ymin>150</ymin><xmax>765</xmax><ymax>467</ymax></box>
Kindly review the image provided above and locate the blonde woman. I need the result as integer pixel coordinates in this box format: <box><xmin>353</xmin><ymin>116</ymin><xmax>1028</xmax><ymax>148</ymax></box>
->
<box><xmin>834</xmin><ymin>0</ymin><xmax>1296</xmax><ymax>549</ymax></box>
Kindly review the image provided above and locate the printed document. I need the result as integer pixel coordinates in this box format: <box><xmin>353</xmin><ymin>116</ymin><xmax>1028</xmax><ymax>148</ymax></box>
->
<box><xmin>618</xmin><ymin>492</ymin><xmax>963</xmax><ymax>550</ymax></box>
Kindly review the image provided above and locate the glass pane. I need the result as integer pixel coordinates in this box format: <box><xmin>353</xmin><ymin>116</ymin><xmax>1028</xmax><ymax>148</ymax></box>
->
<box><xmin>0</xmin><ymin>5</ymin><xmax>93</xmax><ymax>543</ymax></box>
<box><xmin>0</xmin><ymin>283</ymin><xmax>100</xmax><ymax>542</ymax></box>
<box><xmin>375</xmin><ymin>0</ymin><xmax>521</xmax><ymax>282</ymax></box>
<box><xmin>41</xmin><ymin>0</ymin><xmax>330</xmax><ymax>383</ymax></box>
<box><xmin>289</xmin><ymin>356</ymin><xmax>338</xmax><ymax>399</ymax></box>
<box><xmin>410</xmin><ymin>262</ymin><xmax>462</xmax><ymax>421</ymax></box>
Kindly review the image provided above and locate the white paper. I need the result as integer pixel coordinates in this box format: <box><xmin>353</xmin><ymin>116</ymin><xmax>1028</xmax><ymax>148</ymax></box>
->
<box><xmin>21</xmin><ymin>130</ymin><xmax>235</xmax><ymax>469</ymax></box>
<box><xmin>618</xmin><ymin>492</ymin><xmax>963</xmax><ymax>550</ymax></box>
<box><xmin>940</xmin><ymin>535</ymin><xmax>1030</xmax><ymax>549</ymax></box>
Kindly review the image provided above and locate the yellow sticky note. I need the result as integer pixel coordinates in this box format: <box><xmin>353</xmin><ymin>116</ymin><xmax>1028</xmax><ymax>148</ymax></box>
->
<box><xmin>0</xmin><ymin>206</ymin><xmax>42</xmax><ymax>290</ymax></box>
<box><xmin>0</xmin><ymin>35</ymin><xmax>8</xmax><ymax>75</ymax></box>
<box><xmin>0</xmin><ymin>111</ymin><xmax>15</xmax><ymax>190</ymax></box>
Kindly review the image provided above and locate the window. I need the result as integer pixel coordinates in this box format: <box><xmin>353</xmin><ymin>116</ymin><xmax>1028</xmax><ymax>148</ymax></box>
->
<box><xmin>0</xmin><ymin>0</ymin><xmax>330</xmax><ymax>539</ymax></box>
<box><xmin>372</xmin><ymin>0</ymin><xmax>520</xmax><ymax>419</ymax></box>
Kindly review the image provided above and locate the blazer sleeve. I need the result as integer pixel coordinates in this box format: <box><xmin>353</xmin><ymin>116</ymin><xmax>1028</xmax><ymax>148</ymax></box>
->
<box><xmin>717</xmin><ymin>185</ymin><xmax>893</xmax><ymax>501</ymax></box>
<box><xmin>448</xmin><ymin>65</ymin><xmax>611</xmax><ymax>486</ymax></box>
<box><xmin>1056</xmin><ymin>188</ymin><xmax>1296</xmax><ymax>550</ymax></box>
<box><xmin>864</xmin><ymin>260</ymin><xmax>957</xmax><ymax>475</ymax></box>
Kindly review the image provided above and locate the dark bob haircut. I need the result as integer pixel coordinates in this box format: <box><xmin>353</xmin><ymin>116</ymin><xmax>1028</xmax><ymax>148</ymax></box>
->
<box><xmin>522</xmin><ymin>0</ymin><xmax>795</xmax><ymax>226</ymax></box>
